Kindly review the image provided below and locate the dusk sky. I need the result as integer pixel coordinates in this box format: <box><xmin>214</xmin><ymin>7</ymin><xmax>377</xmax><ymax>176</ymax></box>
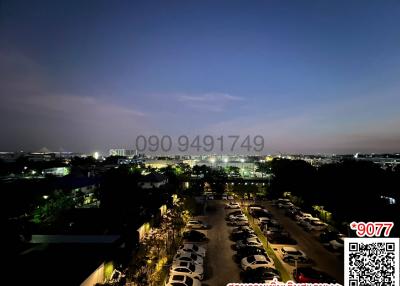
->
<box><xmin>1</xmin><ymin>0</ymin><xmax>400</xmax><ymax>154</ymax></box>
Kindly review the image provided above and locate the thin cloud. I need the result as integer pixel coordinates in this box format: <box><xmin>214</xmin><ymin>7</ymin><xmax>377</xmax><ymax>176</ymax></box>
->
<box><xmin>177</xmin><ymin>92</ymin><xmax>244</xmax><ymax>112</ymax></box>
<box><xmin>179</xmin><ymin>93</ymin><xmax>243</xmax><ymax>102</ymax></box>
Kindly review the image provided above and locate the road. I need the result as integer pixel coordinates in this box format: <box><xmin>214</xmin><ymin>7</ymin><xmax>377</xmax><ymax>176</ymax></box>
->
<box><xmin>264</xmin><ymin>202</ymin><xmax>344</xmax><ymax>284</ymax></box>
<box><xmin>202</xmin><ymin>200</ymin><xmax>241</xmax><ymax>286</ymax></box>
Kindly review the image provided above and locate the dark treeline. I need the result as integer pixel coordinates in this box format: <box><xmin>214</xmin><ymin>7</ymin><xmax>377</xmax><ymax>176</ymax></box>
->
<box><xmin>269</xmin><ymin>158</ymin><xmax>400</xmax><ymax>233</ymax></box>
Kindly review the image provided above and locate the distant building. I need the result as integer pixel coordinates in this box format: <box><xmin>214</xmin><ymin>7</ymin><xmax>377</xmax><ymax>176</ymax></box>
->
<box><xmin>0</xmin><ymin>152</ymin><xmax>17</xmax><ymax>162</ymax></box>
<box><xmin>138</xmin><ymin>173</ymin><xmax>168</xmax><ymax>189</ymax></box>
<box><xmin>109</xmin><ymin>149</ymin><xmax>126</xmax><ymax>156</ymax></box>
<box><xmin>109</xmin><ymin>149</ymin><xmax>137</xmax><ymax>157</ymax></box>
<box><xmin>144</xmin><ymin>159</ymin><xmax>181</xmax><ymax>169</ymax></box>
<box><xmin>42</xmin><ymin>167</ymin><xmax>70</xmax><ymax>177</ymax></box>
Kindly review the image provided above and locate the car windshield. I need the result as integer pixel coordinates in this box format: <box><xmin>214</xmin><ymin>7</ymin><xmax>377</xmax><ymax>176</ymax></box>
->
<box><xmin>189</xmin><ymin>264</ymin><xmax>195</xmax><ymax>272</ymax></box>
<box><xmin>173</xmin><ymin>275</ymin><xmax>185</xmax><ymax>281</ymax></box>
<box><xmin>190</xmin><ymin>253</ymin><xmax>198</xmax><ymax>260</ymax></box>
<box><xmin>192</xmin><ymin>245</ymin><xmax>198</xmax><ymax>251</ymax></box>
<box><xmin>288</xmin><ymin>250</ymin><xmax>301</xmax><ymax>255</ymax></box>
<box><xmin>186</xmin><ymin>276</ymin><xmax>194</xmax><ymax>286</ymax></box>
<box><xmin>247</xmin><ymin>256</ymin><xmax>256</xmax><ymax>263</ymax></box>
<box><xmin>299</xmin><ymin>268</ymin><xmax>318</xmax><ymax>277</ymax></box>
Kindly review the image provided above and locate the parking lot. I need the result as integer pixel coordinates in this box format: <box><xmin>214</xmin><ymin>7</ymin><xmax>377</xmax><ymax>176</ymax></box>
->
<box><xmin>167</xmin><ymin>198</ymin><xmax>344</xmax><ymax>285</ymax></box>
<box><xmin>263</xmin><ymin>201</ymin><xmax>344</xmax><ymax>283</ymax></box>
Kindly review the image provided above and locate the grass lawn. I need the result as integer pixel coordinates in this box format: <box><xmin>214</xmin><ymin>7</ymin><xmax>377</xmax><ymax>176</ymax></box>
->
<box><xmin>243</xmin><ymin>209</ymin><xmax>292</xmax><ymax>282</ymax></box>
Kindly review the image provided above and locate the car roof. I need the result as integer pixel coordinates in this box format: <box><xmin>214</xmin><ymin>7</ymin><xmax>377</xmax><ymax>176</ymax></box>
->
<box><xmin>174</xmin><ymin>261</ymin><xmax>190</xmax><ymax>267</ymax></box>
<box><xmin>171</xmin><ymin>275</ymin><xmax>186</xmax><ymax>281</ymax></box>
<box><xmin>282</xmin><ymin>246</ymin><xmax>298</xmax><ymax>252</ymax></box>
<box><xmin>253</xmin><ymin>255</ymin><xmax>267</xmax><ymax>260</ymax></box>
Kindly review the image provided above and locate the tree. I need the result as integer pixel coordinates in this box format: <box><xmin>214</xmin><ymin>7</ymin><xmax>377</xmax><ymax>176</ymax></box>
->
<box><xmin>255</xmin><ymin>162</ymin><xmax>272</xmax><ymax>177</ymax></box>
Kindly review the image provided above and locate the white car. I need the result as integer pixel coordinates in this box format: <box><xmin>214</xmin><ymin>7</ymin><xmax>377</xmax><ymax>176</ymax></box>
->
<box><xmin>177</xmin><ymin>244</ymin><xmax>206</xmax><ymax>257</ymax></box>
<box><xmin>229</xmin><ymin>214</ymin><xmax>248</xmax><ymax>221</ymax></box>
<box><xmin>329</xmin><ymin>237</ymin><xmax>344</xmax><ymax>251</ymax></box>
<box><xmin>173</xmin><ymin>252</ymin><xmax>204</xmax><ymax>265</ymax></box>
<box><xmin>226</xmin><ymin>202</ymin><xmax>240</xmax><ymax>209</ymax></box>
<box><xmin>186</xmin><ymin>220</ymin><xmax>207</xmax><ymax>229</ymax></box>
<box><xmin>304</xmin><ymin>220</ymin><xmax>328</xmax><ymax>231</ymax></box>
<box><xmin>232</xmin><ymin>226</ymin><xmax>252</xmax><ymax>234</ymax></box>
<box><xmin>170</xmin><ymin>261</ymin><xmax>204</xmax><ymax>280</ymax></box>
<box><xmin>166</xmin><ymin>274</ymin><xmax>201</xmax><ymax>286</ymax></box>
<box><xmin>249</xmin><ymin>206</ymin><xmax>263</xmax><ymax>212</ymax></box>
<box><xmin>281</xmin><ymin>247</ymin><xmax>308</xmax><ymax>263</ymax></box>
<box><xmin>295</xmin><ymin>212</ymin><xmax>314</xmax><ymax>221</ymax></box>
<box><xmin>230</xmin><ymin>220</ymin><xmax>249</xmax><ymax>227</ymax></box>
<box><xmin>263</xmin><ymin>226</ymin><xmax>281</xmax><ymax>235</ymax></box>
<box><xmin>258</xmin><ymin>217</ymin><xmax>271</xmax><ymax>224</ymax></box>
<box><xmin>241</xmin><ymin>254</ymin><xmax>275</xmax><ymax>270</ymax></box>
<box><xmin>261</xmin><ymin>219</ymin><xmax>280</xmax><ymax>228</ymax></box>
<box><xmin>237</xmin><ymin>237</ymin><xmax>263</xmax><ymax>249</ymax></box>
<box><xmin>298</xmin><ymin>217</ymin><xmax>319</xmax><ymax>228</ymax></box>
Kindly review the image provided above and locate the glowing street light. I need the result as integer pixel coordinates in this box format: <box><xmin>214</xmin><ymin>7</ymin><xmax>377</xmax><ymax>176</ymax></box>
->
<box><xmin>93</xmin><ymin>152</ymin><xmax>99</xmax><ymax>160</ymax></box>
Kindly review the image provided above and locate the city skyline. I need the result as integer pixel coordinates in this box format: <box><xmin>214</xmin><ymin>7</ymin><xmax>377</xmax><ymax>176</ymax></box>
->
<box><xmin>1</xmin><ymin>0</ymin><xmax>400</xmax><ymax>154</ymax></box>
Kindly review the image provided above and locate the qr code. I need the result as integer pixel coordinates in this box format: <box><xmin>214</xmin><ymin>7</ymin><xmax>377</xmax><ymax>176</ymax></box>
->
<box><xmin>345</xmin><ymin>238</ymin><xmax>399</xmax><ymax>286</ymax></box>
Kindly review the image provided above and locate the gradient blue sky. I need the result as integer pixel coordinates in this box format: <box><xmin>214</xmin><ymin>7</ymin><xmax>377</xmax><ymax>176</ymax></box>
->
<box><xmin>1</xmin><ymin>0</ymin><xmax>399</xmax><ymax>154</ymax></box>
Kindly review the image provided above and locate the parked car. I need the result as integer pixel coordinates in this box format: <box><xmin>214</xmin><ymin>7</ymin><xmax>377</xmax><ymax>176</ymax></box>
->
<box><xmin>295</xmin><ymin>212</ymin><xmax>314</xmax><ymax>222</ymax></box>
<box><xmin>235</xmin><ymin>246</ymin><xmax>267</xmax><ymax>262</ymax></box>
<box><xmin>241</xmin><ymin>254</ymin><xmax>275</xmax><ymax>270</ymax></box>
<box><xmin>298</xmin><ymin>217</ymin><xmax>320</xmax><ymax>228</ymax></box>
<box><xmin>258</xmin><ymin>217</ymin><xmax>271</xmax><ymax>225</ymax></box>
<box><xmin>177</xmin><ymin>244</ymin><xmax>206</xmax><ymax>257</ymax></box>
<box><xmin>229</xmin><ymin>213</ymin><xmax>248</xmax><ymax>221</ymax></box>
<box><xmin>228</xmin><ymin>218</ymin><xmax>249</xmax><ymax>227</ymax></box>
<box><xmin>261</xmin><ymin>219</ymin><xmax>280</xmax><ymax>229</ymax></box>
<box><xmin>236</xmin><ymin>237</ymin><xmax>263</xmax><ymax>249</ymax></box>
<box><xmin>166</xmin><ymin>274</ymin><xmax>202</xmax><ymax>286</ymax></box>
<box><xmin>227</xmin><ymin>195</ymin><xmax>234</xmax><ymax>200</ymax></box>
<box><xmin>281</xmin><ymin>247</ymin><xmax>308</xmax><ymax>263</ymax></box>
<box><xmin>329</xmin><ymin>237</ymin><xmax>344</xmax><ymax>251</ymax></box>
<box><xmin>225</xmin><ymin>202</ymin><xmax>240</xmax><ymax>209</ymax></box>
<box><xmin>186</xmin><ymin>220</ymin><xmax>208</xmax><ymax>230</ymax></box>
<box><xmin>248</xmin><ymin>204</ymin><xmax>264</xmax><ymax>210</ymax></box>
<box><xmin>173</xmin><ymin>252</ymin><xmax>204</xmax><ymax>265</ymax></box>
<box><xmin>277</xmin><ymin>198</ymin><xmax>294</xmax><ymax>208</ymax></box>
<box><xmin>241</xmin><ymin>267</ymin><xmax>280</xmax><ymax>283</ymax></box>
<box><xmin>226</xmin><ymin>210</ymin><xmax>243</xmax><ymax>219</ymax></box>
<box><xmin>319</xmin><ymin>231</ymin><xmax>342</xmax><ymax>243</ymax></box>
<box><xmin>285</xmin><ymin>208</ymin><xmax>302</xmax><ymax>219</ymax></box>
<box><xmin>251</xmin><ymin>209</ymin><xmax>272</xmax><ymax>218</ymax></box>
<box><xmin>267</xmin><ymin>233</ymin><xmax>297</xmax><ymax>245</ymax></box>
<box><xmin>263</xmin><ymin>226</ymin><xmax>282</xmax><ymax>236</ymax></box>
<box><xmin>222</xmin><ymin>194</ymin><xmax>228</xmax><ymax>200</ymax></box>
<box><xmin>232</xmin><ymin>226</ymin><xmax>252</xmax><ymax>234</ymax></box>
<box><xmin>170</xmin><ymin>261</ymin><xmax>204</xmax><ymax>280</ymax></box>
<box><xmin>293</xmin><ymin>267</ymin><xmax>337</xmax><ymax>283</ymax></box>
<box><xmin>304</xmin><ymin>219</ymin><xmax>328</xmax><ymax>231</ymax></box>
<box><xmin>231</xmin><ymin>231</ymin><xmax>258</xmax><ymax>241</ymax></box>
<box><xmin>276</xmin><ymin>198</ymin><xmax>291</xmax><ymax>204</ymax></box>
<box><xmin>183</xmin><ymin>230</ymin><xmax>207</xmax><ymax>242</ymax></box>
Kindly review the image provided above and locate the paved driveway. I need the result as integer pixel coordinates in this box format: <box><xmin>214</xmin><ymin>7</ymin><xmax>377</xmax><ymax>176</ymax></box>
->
<box><xmin>201</xmin><ymin>200</ymin><xmax>241</xmax><ymax>286</ymax></box>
